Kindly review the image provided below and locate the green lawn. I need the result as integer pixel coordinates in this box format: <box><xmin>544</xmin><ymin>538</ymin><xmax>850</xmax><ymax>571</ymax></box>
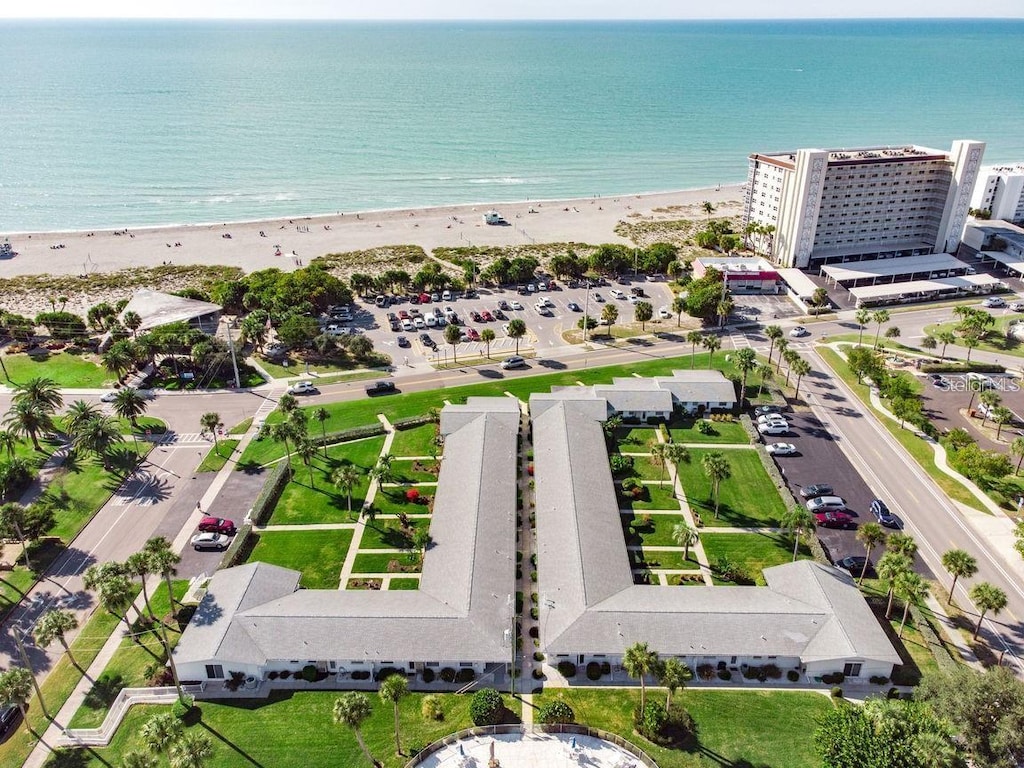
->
<box><xmin>1</xmin><ymin>351</ymin><xmax>111</xmax><ymax>388</ymax></box>
<box><xmin>359</xmin><ymin>519</ymin><xmax>430</xmax><ymax>550</ymax></box>
<box><xmin>371</xmin><ymin>490</ymin><xmax>433</xmax><ymax>516</ymax></box>
<box><xmin>621</xmin><ymin>483</ymin><xmax>680</xmax><ymax>511</ymax></box>
<box><xmin>267</xmin><ymin>437</ymin><xmax>385</xmax><ymax>525</ymax></box>
<box><xmin>677</xmin><ymin>448</ymin><xmax>786</xmax><ymax>527</ymax></box>
<box><xmin>632</xmin><ymin>549</ymin><xmax>698</xmax><ymax>571</ymax></box>
<box><xmin>388</xmin><ymin>578</ymin><xmax>420</xmax><ymax>590</ymax></box>
<box><xmin>351</xmin><ymin>550</ymin><xmax>420</xmax><ymax>575</ymax></box>
<box><xmin>701</xmin><ymin>532</ymin><xmax>810</xmax><ymax>585</ymax></box>
<box><xmin>69</xmin><ymin>581</ymin><xmax>188</xmax><ymax>728</ymax></box>
<box><xmin>246</xmin><ymin>530</ymin><xmax>353</xmax><ymax>588</ymax></box>
<box><xmin>926</xmin><ymin>315</ymin><xmax>1024</xmax><ymax>358</ymax></box>
<box><xmin>669</xmin><ymin>417</ymin><xmax>750</xmax><ymax>445</ymax></box>
<box><xmin>228</xmin><ymin>417</ymin><xmax>253</xmax><ymax>435</ymax></box>
<box><xmin>196</xmin><ymin>439</ymin><xmax>240</xmax><ymax>472</ymax></box>
<box><xmin>257</xmin><ymin>356</ymin><xmax>385</xmax><ymax>380</ymax></box>
<box><xmin>389</xmin><ymin>423</ymin><xmax>442</xmax><ymax>457</ymax></box>
<box><xmin>52</xmin><ymin>691</ymin><xmax>476</xmax><ymax>768</ymax></box>
<box><xmin>531</xmin><ymin>688</ymin><xmax>833</xmax><ymax>768</ymax></box>
<box><xmin>618</xmin><ymin>454</ymin><xmax>669</xmax><ymax>482</ymax></box>
<box><xmin>390</xmin><ymin>459</ymin><xmax>440</xmax><ymax>484</ymax></box>
<box><xmin>622</xmin><ymin>511</ymin><xmax>687</xmax><ymax>546</ymax></box>
<box><xmin>241</xmin><ymin>353</ymin><xmax>759</xmax><ymax>465</ymax></box>
<box><xmin>614</xmin><ymin>427</ymin><xmax>662</xmax><ymax>452</ymax></box>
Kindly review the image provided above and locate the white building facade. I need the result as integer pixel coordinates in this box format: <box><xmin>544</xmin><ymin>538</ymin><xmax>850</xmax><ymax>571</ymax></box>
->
<box><xmin>744</xmin><ymin>141</ymin><xmax>985</xmax><ymax>269</ymax></box>
<box><xmin>971</xmin><ymin>164</ymin><xmax>1024</xmax><ymax>225</ymax></box>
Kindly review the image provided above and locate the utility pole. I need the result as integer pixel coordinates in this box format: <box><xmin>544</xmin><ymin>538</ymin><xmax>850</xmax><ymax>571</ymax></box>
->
<box><xmin>14</xmin><ymin>631</ymin><xmax>50</xmax><ymax>719</ymax></box>
<box><xmin>582</xmin><ymin>280</ymin><xmax>591</xmax><ymax>343</ymax></box>
<box><xmin>0</xmin><ymin>354</ymin><xmax>9</xmax><ymax>382</ymax></box>
<box><xmin>223</xmin><ymin>318</ymin><xmax>241</xmax><ymax>389</ymax></box>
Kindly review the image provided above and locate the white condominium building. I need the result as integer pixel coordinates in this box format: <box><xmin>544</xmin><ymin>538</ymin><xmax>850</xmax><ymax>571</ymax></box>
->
<box><xmin>744</xmin><ymin>140</ymin><xmax>985</xmax><ymax>269</ymax></box>
<box><xmin>971</xmin><ymin>164</ymin><xmax>1024</xmax><ymax>225</ymax></box>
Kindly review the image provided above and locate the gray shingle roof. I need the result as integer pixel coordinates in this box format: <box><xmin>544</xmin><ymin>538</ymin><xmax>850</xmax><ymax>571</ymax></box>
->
<box><xmin>653</xmin><ymin>370</ymin><xmax>736</xmax><ymax>406</ymax></box>
<box><xmin>593</xmin><ymin>384</ymin><xmax>673</xmax><ymax>414</ymax></box>
<box><xmin>119</xmin><ymin>288</ymin><xmax>221</xmax><ymax>332</ymax></box>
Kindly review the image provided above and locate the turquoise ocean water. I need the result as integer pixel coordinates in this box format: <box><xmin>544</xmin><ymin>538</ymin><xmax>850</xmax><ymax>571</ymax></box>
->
<box><xmin>1</xmin><ymin>19</ymin><xmax>1023</xmax><ymax>231</ymax></box>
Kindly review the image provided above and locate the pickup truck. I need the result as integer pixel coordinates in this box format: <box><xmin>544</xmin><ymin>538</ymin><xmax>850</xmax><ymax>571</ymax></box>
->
<box><xmin>365</xmin><ymin>381</ymin><xmax>397</xmax><ymax>396</ymax></box>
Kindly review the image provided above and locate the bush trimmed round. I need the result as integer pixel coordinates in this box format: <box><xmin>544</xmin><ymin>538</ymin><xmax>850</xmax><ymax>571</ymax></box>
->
<box><xmin>470</xmin><ymin>688</ymin><xmax>505</xmax><ymax>726</ymax></box>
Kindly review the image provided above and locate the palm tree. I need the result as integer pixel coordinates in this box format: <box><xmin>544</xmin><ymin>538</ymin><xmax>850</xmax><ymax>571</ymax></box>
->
<box><xmin>122</xmin><ymin>750</ymin><xmax>159</xmax><ymax>768</ymax></box>
<box><xmin>664</xmin><ymin>443</ymin><xmax>690</xmax><ymax>487</ymax></box>
<box><xmin>145</xmin><ymin>537</ymin><xmax>181</xmax><ymax>616</ymax></box>
<box><xmin>651</xmin><ymin>443</ymin><xmax>668</xmax><ymax>483</ymax></box>
<box><xmin>601</xmin><ymin>304</ymin><xmax>619</xmax><ymax>337</ymax></box>
<box><xmin>141</xmin><ymin>711</ymin><xmax>184</xmax><ymax>756</ymax></box>
<box><xmin>686</xmin><ymin>330</ymin><xmax>703</xmax><ymax>369</ymax></box>
<box><xmin>635</xmin><ymin>301</ymin><xmax>653</xmax><ymax>331</ymax></box>
<box><xmin>125</xmin><ymin>550</ymin><xmax>156</xmax><ymax>620</ymax></box>
<box><xmin>296</xmin><ymin>438</ymin><xmax>318</xmax><ymax>487</ymax></box>
<box><xmin>978</xmin><ymin>391</ymin><xmax>1001</xmax><ymax>427</ymax></box>
<box><xmin>969</xmin><ymin>582</ymin><xmax>1007</xmax><ymax>639</ymax></box>
<box><xmin>855</xmin><ymin>523</ymin><xmax>886</xmax><ymax>584</ymax></box>
<box><xmin>701</xmin><ymin>200</ymin><xmax>714</xmax><ymax>219</ymax></box>
<box><xmin>72</xmin><ymin>414</ymin><xmax>123</xmax><ymax>467</ymax></box>
<box><xmin>734</xmin><ymin>348</ymin><xmax>757</xmax><ymax>404</ymax></box>
<box><xmin>791</xmin><ymin>358</ymin><xmax>812</xmax><ymax>398</ymax></box>
<box><xmin>34</xmin><ymin>608</ymin><xmax>79</xmax><ymax>668</ymax></box>
<box><xmin>113</xmin><ymin>387</ymin><xmax>148</xmax><ymax>428</ymax></box>
<box><xmin>0</xmin><ymin>429</ymin><xmax>16</xmax><ymax>459</ymax></box>
<box><xmin>992</xmin><ymin>406</ymin><xmax>1013</xmax><ymax>440</ymax></box>
<box><xmin>4</xmin><ymin>399</ymin><xmax>55</xmax><ymax>451</ymax></box>
<box><xmin>13</xmin><ymin>377</ymin><xmax>63</xmax><ymax>413</ymax></box>
<box><xmin>877</xmin><ymin>552</ymin><xmax>913</xmax><ymax>618</ymax></box>
<box><xmin>780</xmin><ymin>506</ymin><xmax>815</xmax><ymax>561</ymax></box>
<box><xmin>443</xmin><ymin>322</ymin><xmax>462</xmax><ymax>363</ymax></box>
<box><xmin>480</xmin><ymin>328</ymin><xmax>496</xmax><ymax>358</ymax></box>
<box><xmin>701</xmin><ymin>335</ymin><xmax>721</xmax><ymax>369</ymax></box>
<box><xmin>379</xmin><ymin>674</ymin><xmax>409</xmax><ymax>755</ymax></box>
<box><xmin>716</xmin><ymin>297</ymin><xmax>733</xmax><ymax>328</ymax></box>
<box><xmin>895</xmin><ymin>571</ymin><xmax>928</xmax><ymax>638</ymax></box>
<box><xmin>270</xmin><ymin>422</ymin><xmax>296</xmax><ymax>478</ymax></box>
<box><xmin>701</xmin><ymin>452</ymin><xmax>731</xmax><ymax>518</ymax></box>
<box><xmin>773</xmin><ymin>339</ymin><xmax>789</xmax><ymax>372</ymax></box>
<box><xmin>935</xmin><ymin>330</ymin><xmax>956</xmax><ymax>360</ymax></box>
<box><xmin>334</xmin><ymin>692</ymin><xmax>376</xmax><ymax>767</ymax></box>
<box><xmin>855</xmin><ymin>309</ymin><xmax>872</xmax><ymax>346</ymax></box>
<box><xmin>312</xmin><ymin>407</ymin><xmax>331</xmax><ymax>457</ymax></box>
<box><xmin>169</xmin><ymin>730</ymin><xmax>214</xmax><ymax>768</ymax></box>
<box><xmin>658</xmin><ymin>657</ymin><xmax>689</xmax><ymax>709</ymax></box>
<box><xmin>941</xmin><ymin>549</ymin><xmax>977</xmax><ymax>604</ymax></box>
<box><xmin>200</xmin><ymin>412</ymin><xmax>223</xmax><ymax>454</ymax></box>
<box><xmin>671</xmin><ymin>295</ymin><xmax>687</xmax><ymax>327</ymax></box>
<box><xmin>332</xmin><ymin>464</ymin><xmax>362</xmax><ymax>519</ymax></box>
<box><xmin>83</xmin><ymin>562</ymin><xmax>137</xmax><ymax>636</ymax></box>
<box><xmin>622</xmin><ymin>642</ymin><xmax>659</xmax><ymax>711</ymax></box>
<box><xmin>63</xmin><ymin>400</ymin><xmax>102</xmax><ymax>437</ymax></box>
<box><xmin>0</xmin><ymin>502</ymin><xmax>33</xmax><ymax>570</ymax></box>
<box><xmin>0</xmin><ymin>667</ymin><xmax>35</xmax><ymax>723</ymax></box>
<box><xmin>507</xmin><ymin>318</ymin><xmax>527</xmax><ymax>354</ymax></box>
<box><xmin>671</xmin><ymin>522</ymin><xmax>699</xmax><ymax>562</ymax></box>
<box><xmin>103</xmin><ymin>343</ymin><xmax>133</xmax><ymax>379</ymax></box>
<box><xmin>1011</xmin><ymin>437</ymin><xmax>1024</xmax><ymax>475</ymax></box>
<box><xmin>123</xmin><ymin>310</ymin><xmax>143</xmax><ymax>338</ymax></box>
<box><xmin>872</xmin><ymin>309</ymin><xmax>890</xmax><ymax>347</ymax></box>
<box><xmin>756</xmin><ymin>363</ymin><xmax>774</xmax><ymax>397</ymax></box>
<box><xmin>763</xmin><ymin>325</ymin><xmax>783</xmax><ymax>364</ymax></box>
<box><xmin>277</xmin><ymin>393</ymin><xmax>299</xmax><ymax>415</ymax></box>
<box><xmin>887</xmin><ymin>532</ymin><xmax>918</xmax><ymax>558</ymax></box>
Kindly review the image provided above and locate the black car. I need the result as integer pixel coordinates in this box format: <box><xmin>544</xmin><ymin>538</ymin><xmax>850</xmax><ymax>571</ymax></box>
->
<box><xmin>837</xmin><ymin>556</ymin><xmax>874</xmax><ymax>578</ymax></box>
<box><xmin>871</xmin><ymin>499</ymin><xmax>900</xmax><ymax>528</ymax></box>
<box><xmin>0</xmin><ymin>704</ymin><xmax>20</xmax><ymax>740</ymax></box>
<box><xmin>397</xmin><ymin>335</ymin><xmax>410</xmax><ymax>348</ymax></box>
<box><xmin>493</xmin><ymin>309</ymin><xmax>507</xmax><ymax>320</ymax></box>
<box><xmin>799</xmin><ymin>483</ymin><xmax>834</xmax><ymax>499</ymax></box>
<box><xmin>497</xmin><ymin>300</ymin><xmax>510</xmax><ymax>310</ymax></box>
<box><xmin>389</xmin><ymin>321</ymin><xmax>401</xmax><ymax>332</ymax></box>
<box><xmin>754</xmin><ymin>404</ymin><xmax>784</xmax><ymax>416</ymax></box>
<box><xmin>420</xmin><ymin>333</ymin><xmax>436</xmax><ymax>349</ymax></box>
<box><xmin>365</xmin><ymin>381</ymin><xmax>397</xmax><ymax>396</ymax></box>
<box><xmin>567</xmin><ymin>302</ymin><xmax>581</xmax><ymax>312</ymax></box>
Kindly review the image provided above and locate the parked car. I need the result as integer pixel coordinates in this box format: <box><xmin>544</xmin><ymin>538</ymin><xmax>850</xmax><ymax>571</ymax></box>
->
<box><xmin>983</xmin><ymin>296</ymin><xmax>1006</xmax><ymax>308</ymax></box>
<box><xmin>401</xmin><ymin>318</ymin><xmax>414</xmax><ymax>331</ymax></box>
<box><xmin>365</xmin><ymin>381</ymin><xmax>397</xmax><ymax>396</ymax></box>
<box><xmin>806</xmin><ymin>495</ymin><xmax>848</xmax><ymax>513</ymax></box>
<box><xmin>470</xmin><ymin>311</ymin><xmax>482</xmax><ymax>322</ymax></box>
<box><xmin>375</xmin><ymin>295</ymin><xmax>389</xmax><ymax>307</ymax></box>
<box><xmin>413</xmin><ymin>316</ymin><xmax>426</xmax><ymax>329</ymax></box>
<box><xmin>870</xmin><ymin>498</ymin><xmax>900</xmax><ymax>528</ymax></box>
<box><xmin>593</xmin><ymin>293</ymin><xmax>605</xmax><ymax>302</ymax></box>
<box><xmin>420</xmin><ymin>333</ymin><xmax>436</xmax><ymax>349</ymax></box>
<box><xmin>657</xmin><ymin>306</ymin><xmax>672</xmax><ymax>319</ymax></box>
<box><xmin>442</xmin><ymin>290</ymin><xmax>452</xmax><ymax>301</ymax></box>
<box><xmin>789</xmin><ymin>326</ymin><xmax>810</xmax><ymax>338</ymax></box>
<box><xmin>510</xmin><ymin>300</ymin><xmax>524</xmax><ymax>311</ymax></box>
<box><xmin>398</xmin><ymin>310</ymin><xmax>410</xmax><ymax>320</ymax></box>
<box><xmin>837</xmin><ymin>555</ymin><xmax>874</xmax><ymax>577</ymax></box>
<box><xmin>481</xmin><ymin>310</ymin><xmax>494</xmax><ymax>322</ymax></box>
<box><xmin>928</xmin><ymin>373</ymin><xmax>949</xmax><ymax>388</ymax></box>
<box><xmin>567</xmin><ymin>302</ymin><xmax>581</xmax><ymax>312</ymax></box>
<box><xmin>501</xmin><ymin>355</ymin><xmax>527</xmax><ymax>370</ymax></box>
<box><xmin>966</xmin><ymin>372</ymin><xmax>996</xmax><ymax>389</ymax></box>
<box><xmin>754</xmin><ymin>404</ymin><xmax>784</xmax><ymax>416</ymax></box>
<box><xmin>0</xmin><ymin>704</ymin><xmax>21</xmax><ymax>740</ymax></box>
<box><xmin>493</xmin><ymin>309</ymin><xmax>507</xmax><ymax>320</ymax></box>
<box><xmin>497</xmin><ymin>300</ymin><xmax>510</xmax><ymax>311</ymax></box>
<box><xmin>800</xmin><ymin>483</ymin><xmax>834</xmax><ymax>499</ymax></box>
<box><xmin>464</xmin><ymin>328</ymin><xmax>481</xmax><ymax>342</ymax></box>
<box><xmin>425</xmin><ymin>315</ymin><xmax>437</xmax><ymax>327</ymax></box>
<box><xmin>815</xmin><ymin>510</ymin><xmax>855</xmax><ymax>529</ymax></box>
<box><xmin>191</xmin><ymin>532</ymin><xmax>230</xmax><ymax>552</ymax></box>
<box><xmin>198</xmin><ymin>516</ymin><xmax>236</xmax><ymax>535</ymax></box>
<box><xmin>100</xmin><ymin>391</ymin><xmax>119</xmax><ymax>403</ymax></box>
<box><xmin>609</xmin><ymin>289</ymin><xmax>626</xmax><ymax>299</ymax></box>
<box><xmin>1010</xmin><ymin>302</ymin><xmax>1024</xmax><ymax>312</ymax></box>
<box><xmin>757</xmin><ymin>414</ymin><xmax>789</xmax><ymax>425</ymax></box>
<box><xmin>757</xmin><ymin>422</ymin><xmax>790</xmax><ymax>436</ymax></box>
<box><xmin>766</xmin><ymin>442</ymin><xmax>798</xmax><ymax>456</ymax></box>
<box><xmin>287</xmin><ymin>381</ymin><xmax>317</xmax><ymax>395</ymax></box>
<box><xmin>389</xmin><ymin>320</ymin><xmax>401</xmax><ymax>332</ymax></box>
<box><xmin>397</xmin><ymin>335</ymin><xmax>410</xmax><ymax>348</ymax></box>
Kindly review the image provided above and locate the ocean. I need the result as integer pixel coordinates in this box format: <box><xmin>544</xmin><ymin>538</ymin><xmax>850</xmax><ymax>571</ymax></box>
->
<box><xmin>1</xmin><ymin>18</ymin><xmax>1023</xmax><ymax>232</ymax></box>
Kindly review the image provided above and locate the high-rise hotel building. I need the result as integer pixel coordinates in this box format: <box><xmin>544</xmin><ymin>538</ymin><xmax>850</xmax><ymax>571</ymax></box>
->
<box><xmin>743</xmin><ymin>141</ymin><xmax>985</xmax><ymax>269</ymax></box>
<box><xmin>971</xmin><ymin>164</ymin><xmax>1024</xmax><ymax>226</ymax></box>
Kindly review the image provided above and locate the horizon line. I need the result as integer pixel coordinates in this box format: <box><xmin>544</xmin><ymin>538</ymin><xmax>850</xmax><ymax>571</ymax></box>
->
<box><xmin>2</xmin><ymin>15</ymin><xmax>1022</xmax><ymax>21</ymax></box>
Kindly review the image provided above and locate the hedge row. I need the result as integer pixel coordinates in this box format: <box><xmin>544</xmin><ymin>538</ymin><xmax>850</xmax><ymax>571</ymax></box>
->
<box><xmin>310</xmin><ymin>423</ymin><xmax>385</xmax><ymax>448</ymax></box>
<box><xmin>909</xmin><ymin>604</ymin><xmax>962</xmax><ymax>674</ymax></box>
<box><xmin>219</xmin><ymin>523</ymin><xmax>253</xmax><ymax>570</ymax></box>
<box><xmin>250</xmin><ymin>461</ymin><xmax>291</xmax><ymax>526</ymax></box>
<box><xmin>920</xmin><ymin>362</ymin><xmax>1007</xmax><ymax>374</ymax></box>
<box><xmin>392</xmin><ymin>415</ymin><xmax>438</xmax><ymax>430</ymax></box>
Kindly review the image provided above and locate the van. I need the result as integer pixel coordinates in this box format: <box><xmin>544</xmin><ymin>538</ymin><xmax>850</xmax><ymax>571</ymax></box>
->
<box><xmin>806</xmin><ymin>496</ymin><xmax>847</xmax><ymax>513</ymax></box>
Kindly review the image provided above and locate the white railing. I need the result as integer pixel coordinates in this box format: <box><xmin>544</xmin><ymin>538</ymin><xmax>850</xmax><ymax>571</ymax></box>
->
<box><xmin>55</xmin><ymin>684</ymin><xmax>205</xmax><ymax>747</ymax></box>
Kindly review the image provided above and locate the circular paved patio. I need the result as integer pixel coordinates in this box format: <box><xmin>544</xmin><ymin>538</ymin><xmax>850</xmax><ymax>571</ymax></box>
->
<box><xmin>415</xmin><ymin>730</ymin><xmax>649</xmax><ymax>768</ymax></box>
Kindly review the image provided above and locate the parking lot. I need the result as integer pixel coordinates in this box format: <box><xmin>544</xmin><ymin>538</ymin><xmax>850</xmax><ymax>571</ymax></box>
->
<box><xmin>918</xmin><ymin>371</ymin><xmax>1024</xmax><ymax>455</ymax></box>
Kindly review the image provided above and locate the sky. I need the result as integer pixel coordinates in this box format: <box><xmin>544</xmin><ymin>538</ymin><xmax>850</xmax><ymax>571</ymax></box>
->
<box><xmin>1</xmin><ymin>0</ymin><xmax>1022</xmax><ymax>19</ymax></box>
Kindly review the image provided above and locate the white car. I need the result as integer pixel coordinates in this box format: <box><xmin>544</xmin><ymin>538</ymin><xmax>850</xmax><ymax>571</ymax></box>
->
<box><xmin>983</xmin><ymin>296</ymin><xmax>1006</xmax><ymax>308</ymax></box>
<box><xmin>766</xmin><ymin>442</ymin><xmax>798</xmax><ymax>456</ymax></box>
<box><xmin>757</xmin><ymin>422</ymin><xmax>790</xmax><ymax>436</ymax></box>
<box><xmin>1009</xmin><ymin>302</ymin><xmax>1024</xmax><ymax>312</ymax></box>
<box><xmin>287</xmin><ymin>381</ymin><xmax>317</xmax><ymax>395</ymax></box>
<box><xmin>657</xmin><ymin>307</ymin><xmax>672</xmax><ymax>319</ymax></box>
<box><xmin>500</xmin><ymin>355</ymin><xmax>527</xmax><ymax>370</ymax></box>
<box><xmin>413</xmin><ymin>316</ymin><xmax>426</xmax><ymax>329</ymax></box>
<box><xmin>100</xmin><ymin>391</ymin><xmax>119</xmax><ymax>403</ymax></box>
<box><xmin>628</xmin><ymin>295</ymin><xmax>641</xmax><ymax>304</ymax></box>
<box><xmin>789</xmin><ymin>326</ymin><xmax>810</xmax><ymax>338</ymax></box>
<box><xmin>425</xmin><ymin>315</ymin><xmax>437</xmax><ymax>327</ymax></box>
<box><xmin>401</xmin><ymin>318</ymin><xmax>414</xmax><ymax>331</ymax></box>
<box><xmin>510</xmin><ymin>300</ymin><xmax>524</xmax><ymax>311</ymax></box>
<box><xmin>757</xmin><ymin>414</ymin><xmax>788</xmax><ymax>425</ymax></box>
<box><xmin>609</xmin><ymin>289</ymin><xmax>626</xmax><ymax>300</ymax></box>
<box><xmin>191</xmin><ymin>532</ymin><xmax>230</xmax><ymax>552</ymax></box>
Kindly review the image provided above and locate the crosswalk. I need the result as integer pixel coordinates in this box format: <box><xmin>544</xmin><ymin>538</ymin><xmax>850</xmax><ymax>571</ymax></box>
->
<box><xmin>150</xmin><ymin>432</ymin><xmax>211</xmax><ymax>445</ymax></box>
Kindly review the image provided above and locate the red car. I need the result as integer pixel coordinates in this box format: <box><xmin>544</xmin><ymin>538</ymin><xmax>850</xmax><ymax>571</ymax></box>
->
<box><xmin>814</xmin><ymin>510</ymin><xmax>854</xmax><ymax>529</ymax></box>
<box><xmin>480</xmin><ymin>310</ymin><xmax>494</xmax><ymax>322</ymax></box>
<box><xmin>464</xmin><ymin>328</ymin><xmax>480</xmax><ymax>342</ymax></box>
<box><xmin>198</xmin><ymin>516</ymin><xmax>236</xmax><ymax>535</ymax></box>
<box><xmin>418</xmin><ymin>293</ymin><xmax>431</xmax><ymax>303</ymax></box>
<box><xmin>398</xmin><ymin>310</ymin><xmax>410</xmax><ymax>320</ymax></box>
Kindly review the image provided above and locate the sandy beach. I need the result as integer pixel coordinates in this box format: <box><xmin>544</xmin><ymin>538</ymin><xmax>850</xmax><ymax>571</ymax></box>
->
<box><xmin>0</xmin><ymin>185</ymin><xmax>744</xmax><ymax>280</ymax></box>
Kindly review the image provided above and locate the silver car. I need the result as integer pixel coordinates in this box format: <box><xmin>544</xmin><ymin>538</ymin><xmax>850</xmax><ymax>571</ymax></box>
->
<box><xmin>191</xmin><ymin>532</ymin><xmax>230</xmax><ymax>552</ymax></box>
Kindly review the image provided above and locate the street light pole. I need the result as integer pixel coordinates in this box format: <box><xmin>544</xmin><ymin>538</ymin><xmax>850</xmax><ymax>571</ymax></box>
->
<box><xmin>582</xmin><ymin>281</ymin><xmax>591</xmax><ymax>344</ymax></box>
<box><xmin>223</xmin><ymin>318</ymin><xmax>241</xmax><ymax>389</ymax></box>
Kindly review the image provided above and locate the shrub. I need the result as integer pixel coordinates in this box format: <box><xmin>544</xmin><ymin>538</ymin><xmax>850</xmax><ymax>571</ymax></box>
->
<box><xmin>422</xmin><ymin>694</ymin><xmax>444</xmax><ymax>721</ymax></box>
<box><xmin>351</xmin><ymin>670</ymin><xmax>370</xmax><ymax>681</ymax></box>
<box><xmin>697</xmin><ymin>420</ymin><xmax>714</xmax><ymax>434</ymax></box>
<box><xmin>697</xmin><ymin>664</ymin><xmax>715</xmax><ymax>681</ymax></box>
<box><xmin>831</xmin><ymin>686</ymin><xmax>844</xmax><ymax>698</ymax></box>
<box><xmin>869</xmin><ymin>675</ymin><xmax>890</xmax><ymax>685</ymax></box>
<box><xmin>635</xmin><ymin>701</ymin><xmax>668</xmax><ymax>740</ymax></box>
<box><xmin>821</xmin><ymin>672</ymin><xmax>846</xmax><ymax>685</ymax></box>
<box><xmin>278</xmin><ymin>670</ymin><xmax>291</xmax><ymax>680</ymax></box>
<box><xmin>717</xmin><ymin>669</ymin><xmax>732</xmax><ymax>681</ymax></box>
<box><xmin>586</xmin><ymin>662</ymin><xmax>603</xmax><ymax>681</ymax></box>
<box><xmin>610</xmin><ymin>454</ymin><xmax>634</xmax><ymax>475</ymax></box>
<box><xmin>469</xmin><ymin>688</ymin><xmax>505</xmax><ymax>726</ymax></box>
<box><xmin>250</xmin><ymin>461</ymin><xmax>291</xmax><ymax>525</ymax></box>
<box><xmin>439</xmin><ymin>667</ymin><xmax>457</xmax><ymax>683</ymax></box>
<box><xmin>556</xmin><ymin>661</ymin><xmax>577</xmax><ymax>678</ymax></box>
<box><xmin>172</xmin><ymin>695</ymin><xmax>194</xmax><ymax>720</ymax></box>
<box><xmin>787</xmin><ymin>670</ymin><xmax>800</xmax><ymax>682</ymax></box>
<box><xmin>532</xmin><ymin>669</ymin><xmax>545</xmax><ymax>680</ymax></box>
<box><xmin>421</xmin><ymin>668</ymin><xmax>435</xmax><ymax>683</ymax></box>
<box><xmin>887</xmin><ymin>687</ymin><xmax>901</xmax><ymax>700</ymax></box>
<box><xmin>302</xmin><ymin>665</ymin><xmax>318</xmax><ymax>682</ymax></box>
<box><xmin>406</xmin><ymin>488</ymin><xmax>420</xmax><ymax>503</ymax></box>
<box><xmin>763</xmin><ymin>664</ymin><xmax>782</xmax><ymax>680</ymax></box>
<box><xmin>538</xmin><ymin>701</ymin><xmax>575</xmax><ymax>724</ymax></box>
<box><xmin>455</xmin><ymin>668</ymin><xmax>475</xmax><ymax>683</ymax></box>
<box><xmin>601</xmin><ymin>661</ymin><xmax>611</xmax><ymax>675</ymax></box>
<box><xmin>534</xmin><ymin>652</ymin><xmax>546</xmax><ymax>662</ymax></box>
<box><xmin>375</xmin><ymin>666</ymin><xmax>402</xmax><ymax>682</ymax></box>
<box><xmin>742</xmin><ymin>665</ymin><xmax>760</xmax><ymax>680</ymax></box>
<box><xmin>621</xmin><ymin>477</ymin><xmax>640</xmax><ymax>494</ymax></box>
